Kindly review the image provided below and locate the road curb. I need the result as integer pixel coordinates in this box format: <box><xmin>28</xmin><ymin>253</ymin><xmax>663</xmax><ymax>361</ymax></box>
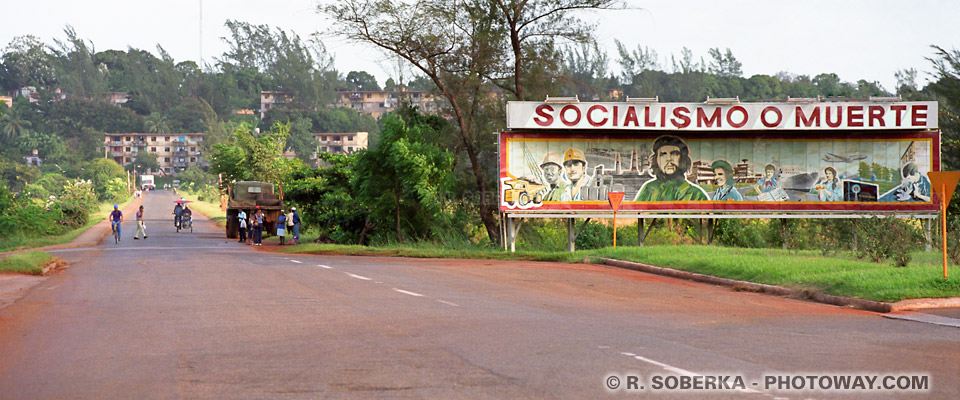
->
<box><xmin>41</xmin><ymin>258</ymin><xmax>67</xmax><ymax>276</ymax></box>
<box><xmin>599</xmin><ymin>257</ymin><xmax>895</xmax><ymax>313</ymax></box>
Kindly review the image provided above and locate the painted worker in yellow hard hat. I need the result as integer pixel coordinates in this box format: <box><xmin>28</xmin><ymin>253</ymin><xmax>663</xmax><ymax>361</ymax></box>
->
<box><xmin>540</xmin><ymin>152</ymin><xmax>568</xmax><ymax>201</ymax></box>
<box><xmin>561</xmin><ymin>147</ymin><xmax>592</xmax><ymax>201</ymax></box>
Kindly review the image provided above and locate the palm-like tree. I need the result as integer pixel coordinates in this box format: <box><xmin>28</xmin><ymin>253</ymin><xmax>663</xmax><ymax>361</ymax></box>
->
<box><xmin>0</xmin><ymin>107</ymin><xmax>32</xmax><ymax>142</ymax></box>
<box><xmin>144</xmin><ymin>112</ymin><xmax>170</xmax><ymax>133</ymax></box>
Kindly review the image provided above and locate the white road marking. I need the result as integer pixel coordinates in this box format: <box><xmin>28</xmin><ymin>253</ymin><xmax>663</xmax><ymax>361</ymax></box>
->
<box><xmin>625</xmin><ymin>352</ymin><xmax>763</xmax><ymax>395</ymax></box>
<box><xmin>393</xmin><ymin>288</ymin><xmax>423</xmax><ymax>297</ymax></box>
<box><xmin>317</xmin><ymin>264</ymin><xmax>332</xmax><ymax>269</ymax></box>
<box><xmin>345</xmin><ymin>273</ymin><xmax>371</xmax><ymax>281</ymax></box>
<box><xmin>437</xmin><ymin>300</ymin><xmax>459</xmax><ymax>307</ymax></box>
<box><xmin>290</xmin><ymin>260</ymin><xmax>303</xmax><ymax>264</ymax></box>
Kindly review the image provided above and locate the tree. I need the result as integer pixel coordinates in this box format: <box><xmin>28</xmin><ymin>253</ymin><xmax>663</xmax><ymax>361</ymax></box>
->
<box><xmin>352</xmin><ymin>111</ymin><xmax>455</xmax><ymax>243</ymax></box>
<box><xmin>50</xmin><ymin>26</ymin><xmax>108</xmax><ymax>97</ymax></box>
<box><xmin>615</xmin><ymin>40</ymin><xmax>659</xmax><ymax>84</ymax></box>
<box><xmin>345</xmin><ymin>70</ymin><xmax>381</xmax><ymax>91</ymax></box>
<box><xmin>80</xmin><ymin>158</ymin><xmax>125</xmax><ymax>200</ymax></box>
<box><xmin>492</xmin><ymin>0</ymin><xmax>624</xmax><ymax>100</ymax></box>
<box><xmin>218</xmin><ymin>20</ymin><xmax>338</xmax><ymax>108</ymax></box>
<box><xmin>209</xmin><ymin>122</ymin><xmax>292</xmax><ymax>186</ymax></box>
<box><xmin>707</xmin><ymin>48</ymin><xmax>743</xmax><ymax>78</ymax></box>
<box><xmin>127</xmin><ymin>151</ymin><xmax>161</xmax><ymax>173</ymax></box>
<box><xmin>927</xmin><ymin>45</ymin><xmax>960</xmax><ymax>170</ymax></box>
<box><xmin>858</xmin><ymin>161</ymin><xmax>871</xmax><ymax>180</ymax></box>
<box><xmin>1</xmin><ymin>35</ymin><xmax>56</xmax><ymax>90</ymax></box>
<box><xmin>144</xmin><ymin>112</ymin><xmax>170</xmax><ymax>133</ymax></box>
<box><xmin>0</xmin><ymin>105</ymin><xmax>32</xmax><ymax>141</ymax></box>
<box><xmin>286</xmin><ymin>117</ymin><xmax>317</xmax><ymax>163</ymax></box>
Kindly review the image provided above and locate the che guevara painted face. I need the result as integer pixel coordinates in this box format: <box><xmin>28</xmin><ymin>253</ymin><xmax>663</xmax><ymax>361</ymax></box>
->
<box><xmin>657</xmin><ymin>145</ymin><xmax>681</xmax><ymax>176</ymax></box>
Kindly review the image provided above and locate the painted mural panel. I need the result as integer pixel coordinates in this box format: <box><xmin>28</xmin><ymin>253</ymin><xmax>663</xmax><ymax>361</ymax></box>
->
<box><xmin>499</xmin><ymin>131</ymin><xmax>939</xmax><ymax>213</ymax></box>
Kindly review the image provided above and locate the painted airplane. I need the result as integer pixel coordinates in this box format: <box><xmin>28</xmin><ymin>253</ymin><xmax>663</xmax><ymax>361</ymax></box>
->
<box><xmin>822</xmin><ymin>152</ymin><xmax>867</xmax><ymax>163</ymax></box>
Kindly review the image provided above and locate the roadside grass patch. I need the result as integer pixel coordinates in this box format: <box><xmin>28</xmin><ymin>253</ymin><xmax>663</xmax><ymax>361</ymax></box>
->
<box><xmin>280</xmin><ymin>242</ymin><xmax>960</xmax><ymax>302</ymax></box>
<box><xmin>594</xmin><ymin>245</ymin><xmax>960</xmax><ymax>302</ymax></box>
<box><xmin>0</xmin><ymin>199</ymin><xmax>134</xmax><ymax>253</ymax></box>
<box><xmin>0</xmin><ymin>251</ymin><xmax>59</xmax><ymax>275</ymax></box>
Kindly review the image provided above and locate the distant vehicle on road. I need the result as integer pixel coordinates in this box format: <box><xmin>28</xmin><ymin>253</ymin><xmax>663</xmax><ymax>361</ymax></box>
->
<box><xmin>140</xmin><ymin>175</ymin><xmax>155</xmax><ymax>190</ymax></box>
<box><xmin>225</xmin><ymin>181</ymin><xmax>284</xmax><ymax>239</ymax></box>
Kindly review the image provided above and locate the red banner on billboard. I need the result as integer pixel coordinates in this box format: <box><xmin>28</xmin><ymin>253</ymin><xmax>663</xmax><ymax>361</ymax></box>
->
<box><xmin>506</xmin><ymin>101</ymin><xmax>938</xmax><ymax>131</ymax></box>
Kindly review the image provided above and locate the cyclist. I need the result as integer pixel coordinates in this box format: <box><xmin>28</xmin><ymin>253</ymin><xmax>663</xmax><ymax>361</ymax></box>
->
<box><xmin>109</xmin><ymin>205</ymin><xmax>124</xmax><ymax>241</ymax></box>
<box><xmin>173</xmin><ymin>202</ymin><xmax>183</xmax><ymax>228</ymax></box>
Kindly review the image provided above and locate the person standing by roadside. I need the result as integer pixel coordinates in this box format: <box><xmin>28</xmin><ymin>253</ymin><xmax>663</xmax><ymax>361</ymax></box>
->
<box><xmin>277</xmin><ymin>209</ymin><xmax>286</xmax><ymax>245</ymax></box>
<box><xmin>252</xmin><ymin>206</ymin><xmax>264</xmax><ymax>246</ymax></box>
<box><xmin>237</xmin><ymin>209</ymin><xmax>247</xmax><ymax>243</ymax></box>
<box><xmin>291</xmin><ymin>207</ymin><xmax>301</xmax><ymax>245</ymax></box>
<box><xmin>286</xmin><ymin>208</ymin><xmax>294</xmax><ymax>241</ymax></box>
<box><xmin>134</xmin><ymin>205</ymin><xmax>148</xmax><ymax>240</ymax></box>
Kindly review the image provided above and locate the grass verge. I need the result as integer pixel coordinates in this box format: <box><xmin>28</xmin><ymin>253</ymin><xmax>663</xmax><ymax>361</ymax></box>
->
<box><xmin>0</xmin><ymin>198</ymin><xmax>135</xmax><ymax>253</ymax></box>
<box><xmin>593</xmin><ymin>246</ymin><xmax>960</xmax><ymax>303</ymax></box>
<box><xmin>0</xmin><ymin>251</ymin><xmax>59</xmax><ymax>275</ymax></box>
<box><xmin>276</xmin><ymin>241</ymin><xmax>960</xmax><ymax>302</ymax></box>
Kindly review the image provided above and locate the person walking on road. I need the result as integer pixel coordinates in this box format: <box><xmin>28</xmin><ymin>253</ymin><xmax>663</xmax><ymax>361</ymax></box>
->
<box><xmin>237</xmin><ymin>209</ymin><xmax>247</xmax><ymax>243</ymax></box>
<box><xmin>252</xmin><ymin>206</ymin><xmax>264</xmax><ymax>246</ymax></box>
<box><xmin>108</xmin><ymin>205</ymin><xmax>124</xmax><ymax>242</ymax></box>
<box><xmin>291</xmin><ymin>207</ymin><xmax>301</xmax><ymax>245</ymax></box>
<box><xmin>277</xmin><ymin>210</ymin><xmax>286</xmax><ymax>245</ymax></box>
<box><xmin>134</xmin><ymin>205</ymin><xmax>148</xmax><ymax>240</ymax></box>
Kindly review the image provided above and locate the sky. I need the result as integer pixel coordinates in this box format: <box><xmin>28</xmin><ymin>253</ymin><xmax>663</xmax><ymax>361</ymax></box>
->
<box><xmin>3</xmin><ymin>0</ymin><xmax>959</xmax><ymax>93</ymax></box>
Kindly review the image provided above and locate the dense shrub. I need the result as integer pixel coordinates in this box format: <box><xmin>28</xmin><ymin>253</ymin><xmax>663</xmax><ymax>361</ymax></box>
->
<box><xmin>714</xmin><ymin>219</ymin><xmax>769</xmax><ymax>248</ymax></box>
<box><xmin>54</xmin><ymin>180</ymin><xmax>99</xmax><ymax>229</ymax></box>
<box><xmin>856</xmin><ymin>216</ymin><xmax>923</xmax><ymax>267</ymax></box>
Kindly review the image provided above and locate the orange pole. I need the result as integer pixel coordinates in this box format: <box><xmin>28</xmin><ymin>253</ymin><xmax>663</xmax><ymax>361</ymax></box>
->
<box><xmin>943</xmin><ymin>184</ymin><xmax>948</xmax><ymax>279</ymax></box>
<box><xmin>612</xmin><ymin>211</ymin><xmax>618</xmax><ymax>247</ymax></box>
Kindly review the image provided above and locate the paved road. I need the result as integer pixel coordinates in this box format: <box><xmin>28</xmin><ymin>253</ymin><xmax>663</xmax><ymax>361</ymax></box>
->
<box><xmin>0</xmin><ymin>190</ymin><xmax>958</xmax><ymax>399</ymax></box>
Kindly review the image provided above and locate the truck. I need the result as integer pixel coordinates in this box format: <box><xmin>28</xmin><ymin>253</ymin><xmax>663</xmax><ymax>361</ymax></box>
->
<box><xmin>140</xmin><ymin>175</ymin><xmax>155</xmax><ymax>191</ymax></box>
<box><xmin>503</xmin><ymin>178</ymin><xmax>545</xmax><ymax>206</ymax></box>
<box><xmin>224</xmin><ymin>181</ymin><xmax>284</xmax><ymax>239</ymax></box>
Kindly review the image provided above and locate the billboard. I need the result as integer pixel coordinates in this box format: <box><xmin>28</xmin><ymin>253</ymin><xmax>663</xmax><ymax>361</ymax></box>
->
<box><xmin>499</xmin><ymin>104</ymin><xmax>940</xmax><ymax>215</ymax></box>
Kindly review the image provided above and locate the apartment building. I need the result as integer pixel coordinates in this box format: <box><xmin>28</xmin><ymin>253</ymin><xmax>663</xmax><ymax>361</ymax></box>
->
<box><xmin>260</xmin><ymin>91</ymin><xmax>294</xmax><ymax>115</ymax></box>
<box><xmin>338</xmin><ymin>89</ymin><xmax>439</xmax><ymax>118</ymax></box>
<box><xmin>315</xmin><ymin>132</ymin><xmax>369</xmax><ymax>155</ymax></box>
<box><xmin>104</xmin><ymin>133</ymin><xmax>204</xmax><ymax>175</ymax></box>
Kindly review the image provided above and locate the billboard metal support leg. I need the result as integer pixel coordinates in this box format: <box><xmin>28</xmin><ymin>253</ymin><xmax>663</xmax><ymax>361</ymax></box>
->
<box><xmin>567</xmin><ymin>218</ymin><xmax>576</xmax><ymax>252</ymax></box>
<box><xmin>924</xmin><ymin>218</ymin><xmax>932</xmax><ymax>252</ymax></box>
<box><xmin>637</xmin><ymin>218</ymin><xmax>644</xmax><ymax>247</ymax></box>
<box><xmin>507</xmin><ymin>217</ymin><xmax>516</xmax><ymax>253</ymax></box>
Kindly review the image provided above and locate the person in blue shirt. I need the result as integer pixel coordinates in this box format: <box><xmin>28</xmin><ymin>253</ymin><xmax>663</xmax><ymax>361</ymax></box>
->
<box><xmin>108</xmin><ymin>205</ymin><xmax>123</xmax><ymax>241</ymax></box>
<box><xmin>291</xmin><ymin>207</ymin><xmax>301</xmax><ymax>245</ymax></box>
<box><xmin>813</xmin><ymin>166</ymin><xmax>844</xmax><ymax>202</ymax></box>
<box><xmin>754</xmin><ymin>164</ymin><xmax>778</xmax><ymax>194</ymax></box>
<box><xmin>277</xmin><ymin>210</ymin><xmax>287</xmax><ymax>245</ymax></box>
<box><xmin>710</xmin><ymin>160</ymin><xmax>743</xmax><ymax>201</ymax></box>
<box><xmin>880</xmin><ymin>162</ymin><xmax>932</xmax><ymax>202</ymax></box>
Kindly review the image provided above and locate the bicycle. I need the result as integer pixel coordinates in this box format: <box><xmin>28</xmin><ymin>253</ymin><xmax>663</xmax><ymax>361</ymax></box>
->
<box><xmin>111</xmin><ymin>222</ymin><xmax>120</xmax><ymax>244</ymax></box>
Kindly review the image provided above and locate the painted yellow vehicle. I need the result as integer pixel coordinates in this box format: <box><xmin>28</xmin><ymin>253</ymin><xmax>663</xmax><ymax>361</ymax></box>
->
<box><xmin>503</xmin><ymin>179</ymin><xmax>546</xmax><ymax>206</ymax></box>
